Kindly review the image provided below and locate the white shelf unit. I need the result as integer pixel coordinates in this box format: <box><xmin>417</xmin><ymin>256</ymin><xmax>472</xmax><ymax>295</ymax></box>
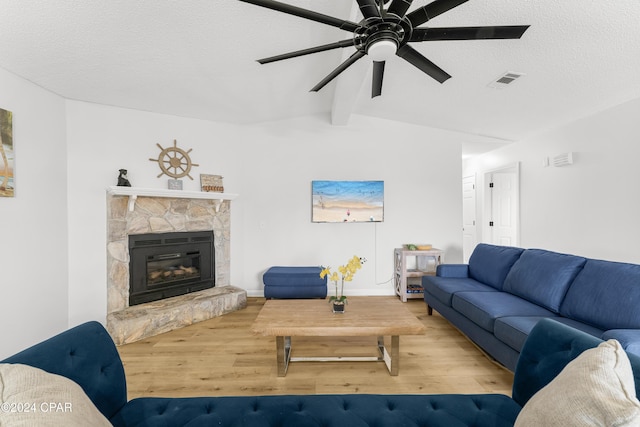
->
<box><xmin>394</xmin><ymin>248</ymin><xmax>443</xmax><ymax>302</ymax></box>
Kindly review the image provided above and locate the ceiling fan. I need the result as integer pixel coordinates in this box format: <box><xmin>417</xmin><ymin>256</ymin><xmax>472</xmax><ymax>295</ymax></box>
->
<box><xmin>239</xmin><ymin>0</ymin><xmax>530</xmax><ymax>97</ymax></box>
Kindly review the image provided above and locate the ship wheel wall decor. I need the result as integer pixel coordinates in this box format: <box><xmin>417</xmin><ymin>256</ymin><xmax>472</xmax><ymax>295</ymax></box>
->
<box><xmin>149</xmin><ymin>139</ymin><xmax>199</xmax><ymax>180</ymax></box>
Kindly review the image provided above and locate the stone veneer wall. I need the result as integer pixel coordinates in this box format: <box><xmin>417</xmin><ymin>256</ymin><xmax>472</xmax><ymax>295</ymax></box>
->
<box><xmin>106</xmin><ymin>194</ymin><xmax>246</xmax><ymax>344</ymax></box>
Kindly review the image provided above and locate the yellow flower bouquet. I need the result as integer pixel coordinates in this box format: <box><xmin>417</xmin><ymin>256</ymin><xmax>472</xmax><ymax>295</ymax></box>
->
<box><xmin>320</xmin><ymin>255</ymin><xmax>365</xmax><ymax>308</ymax></box>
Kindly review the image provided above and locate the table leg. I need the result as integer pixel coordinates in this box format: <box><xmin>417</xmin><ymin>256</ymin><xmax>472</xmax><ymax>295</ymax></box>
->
<box><xmin>276</xmin><ymin>336</ymin><xmax>291</xmax><ymax>377</ymax></box>
<box><xmin>377</xmin><ymin>336</ymin><xmax>385</xmax><ymax>361</ymax></box>
<box><xmin>377</xmin><ymin>336</ymin><xmax>400</xmax><ymax>376</ymax></box>
<box><xmin>389</xmin><ymin>335</ymin><xmax>399</xmax><ymax>375</ymax></box>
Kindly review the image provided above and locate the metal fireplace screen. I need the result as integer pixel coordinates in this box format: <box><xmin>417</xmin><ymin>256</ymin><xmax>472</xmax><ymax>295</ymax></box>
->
<box><xmin>128</xmin><ymin>231</ymin><xmax>214</xmax><ymax>306</ymax></box>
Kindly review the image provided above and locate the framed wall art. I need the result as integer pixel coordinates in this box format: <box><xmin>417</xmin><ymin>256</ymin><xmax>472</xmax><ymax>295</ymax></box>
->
<box><xmin>312</xmin><ymin>180</ymin><xmax>384</xmax><ymax>223</ymax></box>
<box><xmin>0</xmin><ymin>107</ymin><xmax>14</xmax><ymax>198</ymax></box>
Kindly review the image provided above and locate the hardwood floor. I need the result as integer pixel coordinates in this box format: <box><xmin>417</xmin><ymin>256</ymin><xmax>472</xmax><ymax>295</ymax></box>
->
<box><xmin>117</xmin><ymin>297</ymin><xmax>514</xmax><ymax>399</ymax></box>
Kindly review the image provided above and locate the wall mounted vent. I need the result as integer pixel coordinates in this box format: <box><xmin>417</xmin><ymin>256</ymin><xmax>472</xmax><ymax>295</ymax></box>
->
<box><xmin>488</xmin><ymin>72</ymin><xmax>525</xmax><ymax>89</ymax></box>
<box><xmin>552</xmin><ymin>152</ymin><xmax>573</xmax><ymax>167</ymax></box>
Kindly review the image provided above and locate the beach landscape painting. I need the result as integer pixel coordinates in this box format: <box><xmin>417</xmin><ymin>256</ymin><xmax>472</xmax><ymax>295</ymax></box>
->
<box><xmin>0</xmin><ymin>107</ymin><xmax>14</xmax><ymax>198</ymax></box>
<box><xmin>312</xmin><ymin>180</ymin><xmax>384</xmax><ymax>223</ymax></box>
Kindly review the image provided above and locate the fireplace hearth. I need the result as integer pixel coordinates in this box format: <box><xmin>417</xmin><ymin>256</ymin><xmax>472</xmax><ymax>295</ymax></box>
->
<box><xmin>129</xmin><ymin>231</ymin><xmax>215</xmax><ymax>306</ymax></box>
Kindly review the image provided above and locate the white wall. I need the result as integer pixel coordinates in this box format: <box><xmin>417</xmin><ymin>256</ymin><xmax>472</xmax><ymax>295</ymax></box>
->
<box><xmin>0</xmin><ymin>68</ymin><xmax>69</xmax><ymax>358</ymax></box>
<box><xmin>65</xmin><ymin>101</ymin><xmax>463</xmax><ymax>326</ymax></box>
<box><xmin>235</xmin><ymin>115</ymin><xmax>464</xmax><ymax>296</ymax></box>
<box><xmin>464</xmin><ymin>97</ymin><xmax>640</xmax><ymax>264</ymax></box>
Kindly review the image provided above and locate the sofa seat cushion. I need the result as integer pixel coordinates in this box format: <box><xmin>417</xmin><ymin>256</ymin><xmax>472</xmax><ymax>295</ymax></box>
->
<box><xmin>468</xmin><ymin>244</ymin><xmax>524</xmax><ymax>290</ymax></box>
<box><xmin>111</xmin><ymin>394</ymin><xmax>521</xmax><ymax>427</ymax></box>
<box><xmin>422</xmin><ymin>276</ymin><xmax>498</xmax><ymax>308</ymax></box>
<box><xmin>603</xmin><ymin>330</ymin><xmax>640</xmax><ymax>357</ymax></box>
<box><xmin>452</xmin><ymin>292</ymin><xmax>556</xmax><ymax>333</ymax></box>
<box><xmin>495</xmin><ymin>317</ymin><xmax>551</xmax><ymax>352</ymax></box>
<box><xmin>551</xmin><ymin>318</ymin><xmax>605</xmax><ymax>338</ymax></box>
<box><xmin>502</xmin><ymin>249</ymin><xmax>586</xmax><ymax>313</ymax></box>
<box><xmin>560</xmin><ymin>259</ymin><xmax>640</xmax><ymax>330</ymax></box>
<box><xmin>495</xmin><ymin>317</ymin><xmax>603</xmax><ymax>353</ymax></box>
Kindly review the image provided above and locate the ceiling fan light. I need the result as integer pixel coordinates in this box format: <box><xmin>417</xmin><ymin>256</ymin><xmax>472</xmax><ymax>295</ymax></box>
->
<box><xmin>367</xmin><ymin>39</ymin><xmax>398</xmax><ymax>62</ymax></box>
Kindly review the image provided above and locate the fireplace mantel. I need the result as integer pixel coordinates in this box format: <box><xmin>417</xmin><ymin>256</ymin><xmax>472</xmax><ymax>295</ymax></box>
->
<box><xmin>107</xmin><ymin>186</ymin><xmax>238</xmax><ymax>212</ymax></box>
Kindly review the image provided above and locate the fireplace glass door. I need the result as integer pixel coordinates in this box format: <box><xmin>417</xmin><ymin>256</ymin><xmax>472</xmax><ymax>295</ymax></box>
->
<box><xmin>147</xmin><ymin>251</ymin><xmax>201</xmax><ymax>287</ymax></box>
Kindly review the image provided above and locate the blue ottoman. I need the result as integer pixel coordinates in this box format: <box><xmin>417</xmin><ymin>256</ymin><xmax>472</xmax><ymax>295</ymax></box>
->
<box><xmin>263</xmin><ymin>266</ymin><xmax>328</xmax><ymax>299</ymax></box>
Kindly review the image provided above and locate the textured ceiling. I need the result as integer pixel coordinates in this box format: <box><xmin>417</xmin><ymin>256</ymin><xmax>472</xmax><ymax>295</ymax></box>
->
<box><xmin>1</xmin><ymin>0</ymin><xmax>639</xmax><ymax>156</ymax></box>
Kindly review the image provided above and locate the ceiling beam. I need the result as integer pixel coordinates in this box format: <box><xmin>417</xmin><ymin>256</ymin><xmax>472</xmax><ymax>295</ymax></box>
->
<box><xmin>330</xmin><ymin>59</ymin><xmax>370</xmax><ymax>125</ymax></box>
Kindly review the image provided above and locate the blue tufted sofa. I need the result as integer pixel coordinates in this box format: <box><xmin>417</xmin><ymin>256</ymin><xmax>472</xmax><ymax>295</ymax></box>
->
<box><xmin>2</xmin><ymin>318</ymin><xmax>639</xmax><ymax>426</ymax></box>
<box><xmin>422</xmin><ymin>243</ymin><xmax>640</xmax><ymax>371</ymax></box>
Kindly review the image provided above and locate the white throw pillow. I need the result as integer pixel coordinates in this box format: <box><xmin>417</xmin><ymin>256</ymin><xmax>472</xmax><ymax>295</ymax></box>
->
<box><xmin>0</xmin><ymin>363</ymin><xmax>112</xmax><ymax>426</ymax></box>
<box><xmin>515</xmin><ymin>339</ymin><xmax>640</xmax><ymax>427</ymax></box>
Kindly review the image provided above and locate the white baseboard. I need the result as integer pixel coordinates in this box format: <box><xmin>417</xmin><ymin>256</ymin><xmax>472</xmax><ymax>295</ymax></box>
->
<box><xmin>244</xmin><ymin>287</ymin><xmax>396</xmax><ymax>299</ymax></box>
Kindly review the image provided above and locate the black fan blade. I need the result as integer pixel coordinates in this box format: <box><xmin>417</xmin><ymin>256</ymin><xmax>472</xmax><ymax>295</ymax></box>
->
<box><xmin>372</xmin><ymin>61</ymin><xmax>385</xmax><ymax>97</ymax></box>
<box><xmin>357</xmin><ymin>0</ymin><xmax>380</xmax><ymax>18</ymax></box>
<box><xmin>311</xmin><ymin>51</ymin><xmax>366</xmax><ymax>92</ymax></box>
<box><xmin>406</xmin><ymin>0</ymin><xmax>469</xmax><ymax>27</ymax></box>
<box><xmin>239</xmin><ymin>0</ymin><xmax>359</xmax><ymax>32</ymax></box>
<box><xmin>411</xmin><ymin>25</ymin><xmax>530</xmax><ymax>41</ymax></box>
<box><xmin>258</xmin><ymin>39</ymin><xmax>358</xmax><ymax>64</ymax></box>
<box><xmin>397</xmin><ymin>44</ymin><xmax>450</xmax><ymax>83</ymax></box>
<box><xmin>387</xmin><ymin>0</ymin><xmax>413</xmax><ymax>18</ymax></box>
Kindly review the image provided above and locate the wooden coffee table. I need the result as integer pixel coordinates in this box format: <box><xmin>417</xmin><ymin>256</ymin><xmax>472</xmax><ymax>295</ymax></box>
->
<box><xmin>252</xmin><ymin>297</ymin><xmax>426</xmax><ymax>376</ymax></box>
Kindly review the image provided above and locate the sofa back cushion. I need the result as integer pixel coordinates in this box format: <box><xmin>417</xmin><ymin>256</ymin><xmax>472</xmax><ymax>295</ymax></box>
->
<box><xmin>468</xmin><ymin>244</ymin><xmax>524</xmax><ymax>290</ymax></box>
<box><xmin>503</xmin><ymin>249</ymin><xmax>586</xmax><ymax>313</ymax></box>
<box><xmin>560</xmin><ymin>259</ymin><xmax>640</xmax><ymax>330</ymax></box>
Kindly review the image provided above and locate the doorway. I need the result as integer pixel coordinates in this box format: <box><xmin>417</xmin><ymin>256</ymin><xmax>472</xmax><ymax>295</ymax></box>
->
<box><xmin>462</xmin><ymin>174</ymin><xmax>477</xmax><ymax>263</ymax></box>
<box><xmin>484</xmin><ymin>163</ymin><xmax>520</xmax><ymax>247</ymax></box>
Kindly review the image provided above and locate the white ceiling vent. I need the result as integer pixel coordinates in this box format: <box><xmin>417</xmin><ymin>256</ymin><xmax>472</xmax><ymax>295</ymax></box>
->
<box><xmin>552</xmin><ymin>152</ymin><xmax>574</xmax><ymax>167</ymax></box>
<box><xmin>488</xmin><ymin>72</ymin><xmax>525</xmax><ymax>89</ymax></box>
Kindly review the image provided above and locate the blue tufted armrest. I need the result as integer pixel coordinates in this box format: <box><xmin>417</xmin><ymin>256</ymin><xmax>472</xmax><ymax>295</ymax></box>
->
<box><xmin>511</xmin><ymin>318</ymin><xmax>640</xmax><ymax>407</ymax></box>
<box><xmin>435</xmin><ymin>264</ymin><xmax>469</xmax><ymax>277</ymax></box>
<box><xmin>0</xmin><ymin>321</ymin><xmax>127</xmax><ymax>420</ymax></box>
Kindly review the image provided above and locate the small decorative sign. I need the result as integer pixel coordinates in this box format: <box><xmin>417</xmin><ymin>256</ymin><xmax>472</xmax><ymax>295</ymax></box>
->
<box><xmin>200</xmin><ymin>174</ymin><xmax>224</xmax><ymax>193</ymax></box>
<box><xmin>168</xmin><ymin>179</ymin><xmax>183</xmax><ymax>190</ymax></box>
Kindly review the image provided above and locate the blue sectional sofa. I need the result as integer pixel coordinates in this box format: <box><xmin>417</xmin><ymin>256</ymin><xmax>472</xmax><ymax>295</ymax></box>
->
<box><xmin>2</xmin><ymin>318</ymin><xmax>639</xmax><ymax>426</ymax></box>
<box><xmin>422</xmin><ymin>243</ymin><xmax>640</xmax><ymax>371</ymax></box>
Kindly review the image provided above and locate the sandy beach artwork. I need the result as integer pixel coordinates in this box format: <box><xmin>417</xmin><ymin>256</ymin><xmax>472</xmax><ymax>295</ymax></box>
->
<box><xmin>0</xmin><ymin>108</ymin><xmax>14</xmax><ymax>198</ymax></box>
<box><xmin>312</xmin><ymin>180</ymin><xmax>384</xmax><ymax>223</ymax></box>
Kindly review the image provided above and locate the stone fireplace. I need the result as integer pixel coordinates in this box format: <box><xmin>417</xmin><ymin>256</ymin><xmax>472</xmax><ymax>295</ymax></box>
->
<box><xmin>106</xmin><ymin>186</ymin><xmax>246</xmax><ymax>345</ymax></box>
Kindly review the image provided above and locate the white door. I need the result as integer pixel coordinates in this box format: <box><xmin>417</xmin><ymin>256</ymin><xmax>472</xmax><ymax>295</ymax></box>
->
<box><xmin>462</xmin><ymin>175</ymin><xmax>477</xmax><ymax>262</ymax></box>
<box><xmin>489</xmin><ymin>172</ymin><xmax>518</xmax><ymax>246</ymax></box>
